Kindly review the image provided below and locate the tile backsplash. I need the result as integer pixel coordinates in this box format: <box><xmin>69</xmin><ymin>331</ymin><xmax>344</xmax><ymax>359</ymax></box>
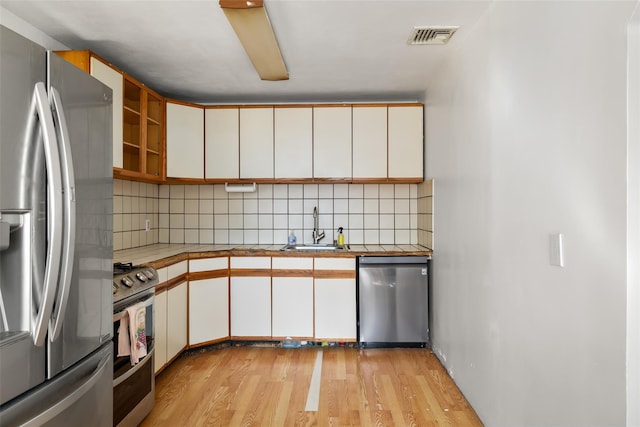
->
<box><xmin>417</xmin><ymin>179</ymin><xmax>434</xmax><ymax>249</ymax></box>
<box><xmin>113</xmin><ymin>180</ymin><xmax>434</xmax><ymax>251</ymax></box>
<box><xmin>113</xmin><ymin>180</ymin><xmax>160</xmax><ymax>251</ymax></box>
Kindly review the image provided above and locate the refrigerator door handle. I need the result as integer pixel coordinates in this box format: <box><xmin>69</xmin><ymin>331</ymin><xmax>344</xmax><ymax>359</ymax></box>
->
<box><xmin>30</xmin><ymin>82</ymin><xmax>63</xmax><ymax>347</ymax></box>
<box><xmin>48</xmin><ymin>87</ymin><xmax>76</xmax><ymax>341</ymax></box>
<box><xmin>18</xmin><ymin>352</ymin><xmax>111</xmax><ymax>427</ymax></box>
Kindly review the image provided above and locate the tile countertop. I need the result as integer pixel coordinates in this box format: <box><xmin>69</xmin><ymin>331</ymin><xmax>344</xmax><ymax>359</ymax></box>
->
<box><xmin>113</xmin><ymin>243</ymin><xmax>433</xmax><ymax>267</ymax></box>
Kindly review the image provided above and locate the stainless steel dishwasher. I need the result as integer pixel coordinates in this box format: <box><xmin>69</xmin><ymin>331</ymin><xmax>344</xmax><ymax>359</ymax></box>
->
<box><xmin>357</xmin><ymin>256</ymin><xmax>430</xmax><ymax>348</ymax></box>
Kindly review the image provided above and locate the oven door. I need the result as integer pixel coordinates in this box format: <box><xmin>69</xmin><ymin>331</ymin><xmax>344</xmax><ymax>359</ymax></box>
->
<box><xmin>112</xmin><ymin>291</ymin><xmax>155</xmax><ymax>426</ymax></box>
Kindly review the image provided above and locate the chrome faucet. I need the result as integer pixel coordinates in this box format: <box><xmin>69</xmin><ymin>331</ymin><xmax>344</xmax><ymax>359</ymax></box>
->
<box><xmin>312</xmin><ymin>206</ymin><xmax>325</xmax><ymax>244</ymax></box>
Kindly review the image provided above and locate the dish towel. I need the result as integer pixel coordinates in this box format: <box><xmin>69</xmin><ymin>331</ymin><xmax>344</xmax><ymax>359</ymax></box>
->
<box><xmin>117</xmin><ymin>314</ymin><xmax>131</xmax><ymax>358</ymax></box>
<box><xmin>125</xmin><ymin>302</ymin><xmax>148</xmax><ymax>365</ymax></box>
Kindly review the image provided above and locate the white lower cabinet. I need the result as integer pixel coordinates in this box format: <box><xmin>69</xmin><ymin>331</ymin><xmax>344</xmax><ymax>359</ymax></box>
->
<box><xmin>189</xmin><ymin>277</ymin><xmax>229</xmax><ymax>345</ymax></box>
<box><xmin>314</xmin><ymin>257</ymin><xmax>357</xmax><ymax>340</ymax></box>
<box><xmin>314</xmin><ymin>278</ymin><xmax>357</xmax><ymax>340</ymax></box>
<box><xmin>272</xmin><ymin>277</ymin><xmax>314</xmax><ymax>338</ymax></box>
<box><xmin>154</xmin><ymin>290</ymin><xmax>168</xmax><ymax>374</ymax></box>
<box><xmin>154</xmin><ymin>281</ymin><xmax>187</xmax><ymax>374</ymax></box>
<box><xmin>230</xmin><ymin>276</ymin><xmax>271</xmax><ymax>337</ymax></box>
<box><xmin>166</xmin><ymin>281</ymin><xmax>188</xmax><ymax>362</ymax></box>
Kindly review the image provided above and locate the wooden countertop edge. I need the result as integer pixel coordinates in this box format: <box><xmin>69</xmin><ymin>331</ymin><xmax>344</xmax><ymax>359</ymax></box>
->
<box><xmin>139</xmin><ymin>247</ymin><xmax>432</xmax><ymax>268</ymax></box>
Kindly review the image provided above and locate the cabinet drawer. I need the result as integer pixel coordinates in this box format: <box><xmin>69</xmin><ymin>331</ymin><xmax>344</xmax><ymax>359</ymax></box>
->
<box><xmin>314</xmin><ymin>257</ymin><xmax>355</xmax><ymax>271</ymax></box>
<box><xmin>230</xmin><ymin>257</ymin><xmax>271</xmax><ymax>269</ymax></box>
<box><xmin>167</xmin><ymin>261</ymin><xmax>188</xmax><ymax>279</ymax></box>
<box><xmin>155</xmin><ymin>267</ymin><xmax>169</xmax><ymax>284</ymax></box>
<box><xmin>272</xmin><ymin>257</ymin><xmax>313</xmax><ymax>270</ymax></box>
<box><xmin>190</xmin><ymin>257</ymin><xmax>228</xmax><ymax>272</ymax></box>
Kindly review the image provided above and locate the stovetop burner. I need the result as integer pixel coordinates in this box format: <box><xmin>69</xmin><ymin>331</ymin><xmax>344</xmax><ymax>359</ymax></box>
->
<box><xmin>113</xmin><ymin>262</ymin><xmax>133</xmax><ymax>275</ymax></box>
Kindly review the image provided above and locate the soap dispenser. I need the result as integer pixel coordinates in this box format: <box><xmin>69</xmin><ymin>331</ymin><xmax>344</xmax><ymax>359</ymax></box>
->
<box><xmin>337</xmin><ymin>227</ymin><xmax>345</xmax><ymax>247</ymax></box>
<box><xmin>288</xmin><ymin>230</ymin><xmax>297</xmax><ymax>245</ymax></box>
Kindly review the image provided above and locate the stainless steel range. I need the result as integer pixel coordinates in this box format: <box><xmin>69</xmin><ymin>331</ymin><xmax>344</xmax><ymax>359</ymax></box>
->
<box><xmin>112</xmin><ymin>262</ymin><xmax>158</xmax><ymax>427</ymax></box>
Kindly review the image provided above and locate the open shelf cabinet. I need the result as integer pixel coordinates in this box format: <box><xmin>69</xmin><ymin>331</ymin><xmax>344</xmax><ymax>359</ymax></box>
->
<box><xmin>120</xmin><ymin>76</ymin><xmax>165</xmax><ymax>181</ymax></box>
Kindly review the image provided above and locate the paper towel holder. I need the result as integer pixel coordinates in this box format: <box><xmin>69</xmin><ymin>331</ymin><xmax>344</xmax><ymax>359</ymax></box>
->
<box><xmin>224</xmin><ymin>182</ymin><xmax>257</xmax><ymax>193</ymax></box>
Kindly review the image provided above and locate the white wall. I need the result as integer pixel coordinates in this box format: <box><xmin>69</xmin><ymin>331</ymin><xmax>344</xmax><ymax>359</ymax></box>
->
<box><xmin>627</xmin><ymin>3</ymin><xmax>640</xmax><ymax>426</ymax></box>
<box><xmin>0</xmin><ymin>6</ymin><xmax>68</xmax><ymax>50</ymax></box>
<box><xmin>425</xmin><ymin>1</ymin><xmax>636</xmax><ymax>426</ymax></box>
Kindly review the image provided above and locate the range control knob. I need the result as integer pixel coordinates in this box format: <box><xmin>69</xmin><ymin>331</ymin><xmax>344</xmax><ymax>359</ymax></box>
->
<box><xmin>121</xmin><ymin>276</ymin><xmax>134</xmax><ymax>288</ymax></box>
<box><xmin>143</xmin><ymin>269</ymin><xmax>155</xmax><ymax>280</ymax></box>
<box><xmin>135</xmin><ymin>272</ymin><xmax>148</xmax><ymax>282</ymax></box>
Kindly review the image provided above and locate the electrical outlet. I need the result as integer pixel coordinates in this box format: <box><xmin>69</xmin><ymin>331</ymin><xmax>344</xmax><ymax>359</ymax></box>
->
<box><xmin>145</xmin><ymin>218</ymin><xmax>151</xmax><ymax>232</ymax></box>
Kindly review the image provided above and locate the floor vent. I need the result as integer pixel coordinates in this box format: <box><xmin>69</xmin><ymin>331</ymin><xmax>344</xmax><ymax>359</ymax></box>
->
<box><xmin>408</xmin><ymin>26</ymin><xmax>458</xmax><ymax>45</ymax></box>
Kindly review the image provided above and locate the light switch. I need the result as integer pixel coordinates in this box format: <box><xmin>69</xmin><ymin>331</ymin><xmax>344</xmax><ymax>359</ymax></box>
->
<box><xmin>550</xmin><ymin>233</ymin><xmax>564</xmax><ymax>267</ymax></box>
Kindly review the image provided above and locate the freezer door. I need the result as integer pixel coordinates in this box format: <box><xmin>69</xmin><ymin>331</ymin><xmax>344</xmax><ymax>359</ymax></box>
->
<box><xmin>47</xmin><ymin>52</ymin><xmax>113</xmax><ymax>378</ymax></box>
<box><xmin>0</xmin><ymin>343</ymin><xmax>112</xmax><ymax>427</ymax></box>
<box><xmin>0</xmin><ymin>25</ymin><xmax>48</xmax><ymax>405</ymax></box>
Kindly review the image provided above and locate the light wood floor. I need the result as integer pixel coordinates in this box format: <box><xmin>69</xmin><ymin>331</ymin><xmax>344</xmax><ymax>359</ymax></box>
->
<box><xmin>140</xmin><ymin>346</ymin><xmax>483</xmax><ymax>426</ymax></box>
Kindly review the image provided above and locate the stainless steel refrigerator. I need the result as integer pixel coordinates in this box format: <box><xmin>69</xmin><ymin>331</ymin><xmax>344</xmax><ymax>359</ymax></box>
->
<box><xmin>0</xmin><ymin>25</ymin><xmax>113</xmax><ymax>426</ymax></box>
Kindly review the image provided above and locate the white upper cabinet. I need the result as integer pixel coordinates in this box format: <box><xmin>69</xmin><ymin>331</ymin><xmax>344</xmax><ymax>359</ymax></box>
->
<box><xmin>388</xmin><ymin>105</ymin><xmax>423</xmax><ymax>179</ymax></box>
<box><xmin>89</xmin><ymin>57</ymin><xmax>123</xmax><ymax>169</ymax></box>
<box><xmin>166</xmin><ymin>102</ymin><xmax>204</xmax><ymax>179</ymax></box>
<box><xmin>352</xmin><ymin>105</ymin><xmax>387</xmax><ymax>179</ymax></box>
<box><xmin>313</xmin><ymin>106</ymin><xmax>352</xmax><ymax>179</ymax></box>
<box><xmin>240</xmin><ymin>107</ymin><xmax>274</xmax><ymax>179</ymax></box>
<box><xmin>205</xmin><ymin>107</ymin><xmax>239</xmax><ymax>180</ymax></box>
<box><xmin>274</xmin><ymin>107</ymin><xmax>312</xmax><ymax>179</ymax></box>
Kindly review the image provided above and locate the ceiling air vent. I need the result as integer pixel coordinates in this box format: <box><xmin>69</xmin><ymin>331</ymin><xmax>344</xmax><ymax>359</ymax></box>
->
<box><xmin>408</xmin><ymin>26</ymin><xmax>459</xmax><ymax>45</ymax></box>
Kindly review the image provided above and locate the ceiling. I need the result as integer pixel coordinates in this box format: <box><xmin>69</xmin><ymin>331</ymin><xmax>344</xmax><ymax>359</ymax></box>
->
<box><xmin>0</xmin><ymin>0</ymin><xmax>491</xmax><ymax>104</ymax></box>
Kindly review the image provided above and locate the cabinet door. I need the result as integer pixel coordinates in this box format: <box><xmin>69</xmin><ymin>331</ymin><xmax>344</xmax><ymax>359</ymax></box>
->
<box><xmin>388</xmin><ymin>105</ymin><xmax>423</xmax><ymax>179</ymax></box>
<box><xmin>352</xmin><ymin>105</ymin><xmax>387</xmax><ymax>179</ymax></box>
<box><xmin>167</xmin><ymin>281</ymin><xmax>188</xmax><ymax>361</ymax></box>
<box><xmin>313</xmin><ymin>106</ymin><xmax>352</xmax><ymax>179</ymax></box>
<box><xmin>314</xmin><ymin>278</ymin><xmax>356</xmax><ymax>340</ymax></box>
<box><xmin>122</xmin><ymin>79</ymin><xmax>142</xmax><ymax>173</ymax></box>
<box><xmin>274</xmin><ymin>107</ymin><xmax>312</xmax><ymax>179</ymax></box>
<box><xmin>272</xmin><ymin>277</ymin><xmax>313</xmax><ymax>338</ymax></box>
<box><xmin>154</xmin><ymin>291</ymin><xmax>167</xmax><ymax>374</ymax></box>
<box><xmin>205</xmin><ymin>107</ymin><xmax>239</xmax><ymax>180</ymax></box>
<box><xmin>166</xmin><ymin>102</ymin><xmax>204</xmax><ymax>179</ymax></box>
<box><xmin>89</xmin><ymin>57</ymin><xmax>123</xmax><ymax>169</ymax></box>
<box><xmin>230</xmin><ymin>276</ymin><xmax>271</xmax><ymax>337</ymax></box>
<box><xmin>240</xmin><ymin>107</ymin><xmax>273</xmax><ymax>179</ymax></box>
<box><xmin>144</xmin><ymin>91</ymin><xmax>163</xmax><ymax>178</ymax></box>
<box><xmin>189</xmin><ymin>277</ymin><xmax>229</xmax><ymax>345</ymax></box>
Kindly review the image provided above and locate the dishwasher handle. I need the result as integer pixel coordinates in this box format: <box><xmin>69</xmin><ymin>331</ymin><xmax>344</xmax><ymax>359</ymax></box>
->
<box><xmin>358</xmin><ymin>256</ymin><xmax>430</xmax><ymax>266</ymax></box>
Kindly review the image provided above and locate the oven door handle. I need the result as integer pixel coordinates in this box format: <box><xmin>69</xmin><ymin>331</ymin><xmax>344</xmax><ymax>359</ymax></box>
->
<box><xmin>113</xmin><ymin>348</ymin><xmax>154</xmax><ymax>387</ymax></box>
<box><xmin>113</xmin><ymin>294</ymin><xmax>154</xmax><ymax>323</ymax></box>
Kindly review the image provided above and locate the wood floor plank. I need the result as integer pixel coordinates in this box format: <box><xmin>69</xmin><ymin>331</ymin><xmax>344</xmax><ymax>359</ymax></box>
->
<box><xmin>140</xmin><ymin>347</ymin><xmax>483</xmax><ymax>426</ymax></box>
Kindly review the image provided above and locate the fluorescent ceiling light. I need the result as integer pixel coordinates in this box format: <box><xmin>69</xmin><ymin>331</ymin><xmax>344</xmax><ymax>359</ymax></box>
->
<box><xmin>220</xmin><ymin>0</ymin><xmax>289</xmax><ymax>81</ymax></box>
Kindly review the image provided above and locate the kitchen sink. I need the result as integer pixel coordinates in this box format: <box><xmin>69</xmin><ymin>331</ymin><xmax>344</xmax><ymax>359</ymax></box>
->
<box><xmin>281</xmin><ymin>243</ymin><xmax>349</xmax><ymax>251</ymax></box>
